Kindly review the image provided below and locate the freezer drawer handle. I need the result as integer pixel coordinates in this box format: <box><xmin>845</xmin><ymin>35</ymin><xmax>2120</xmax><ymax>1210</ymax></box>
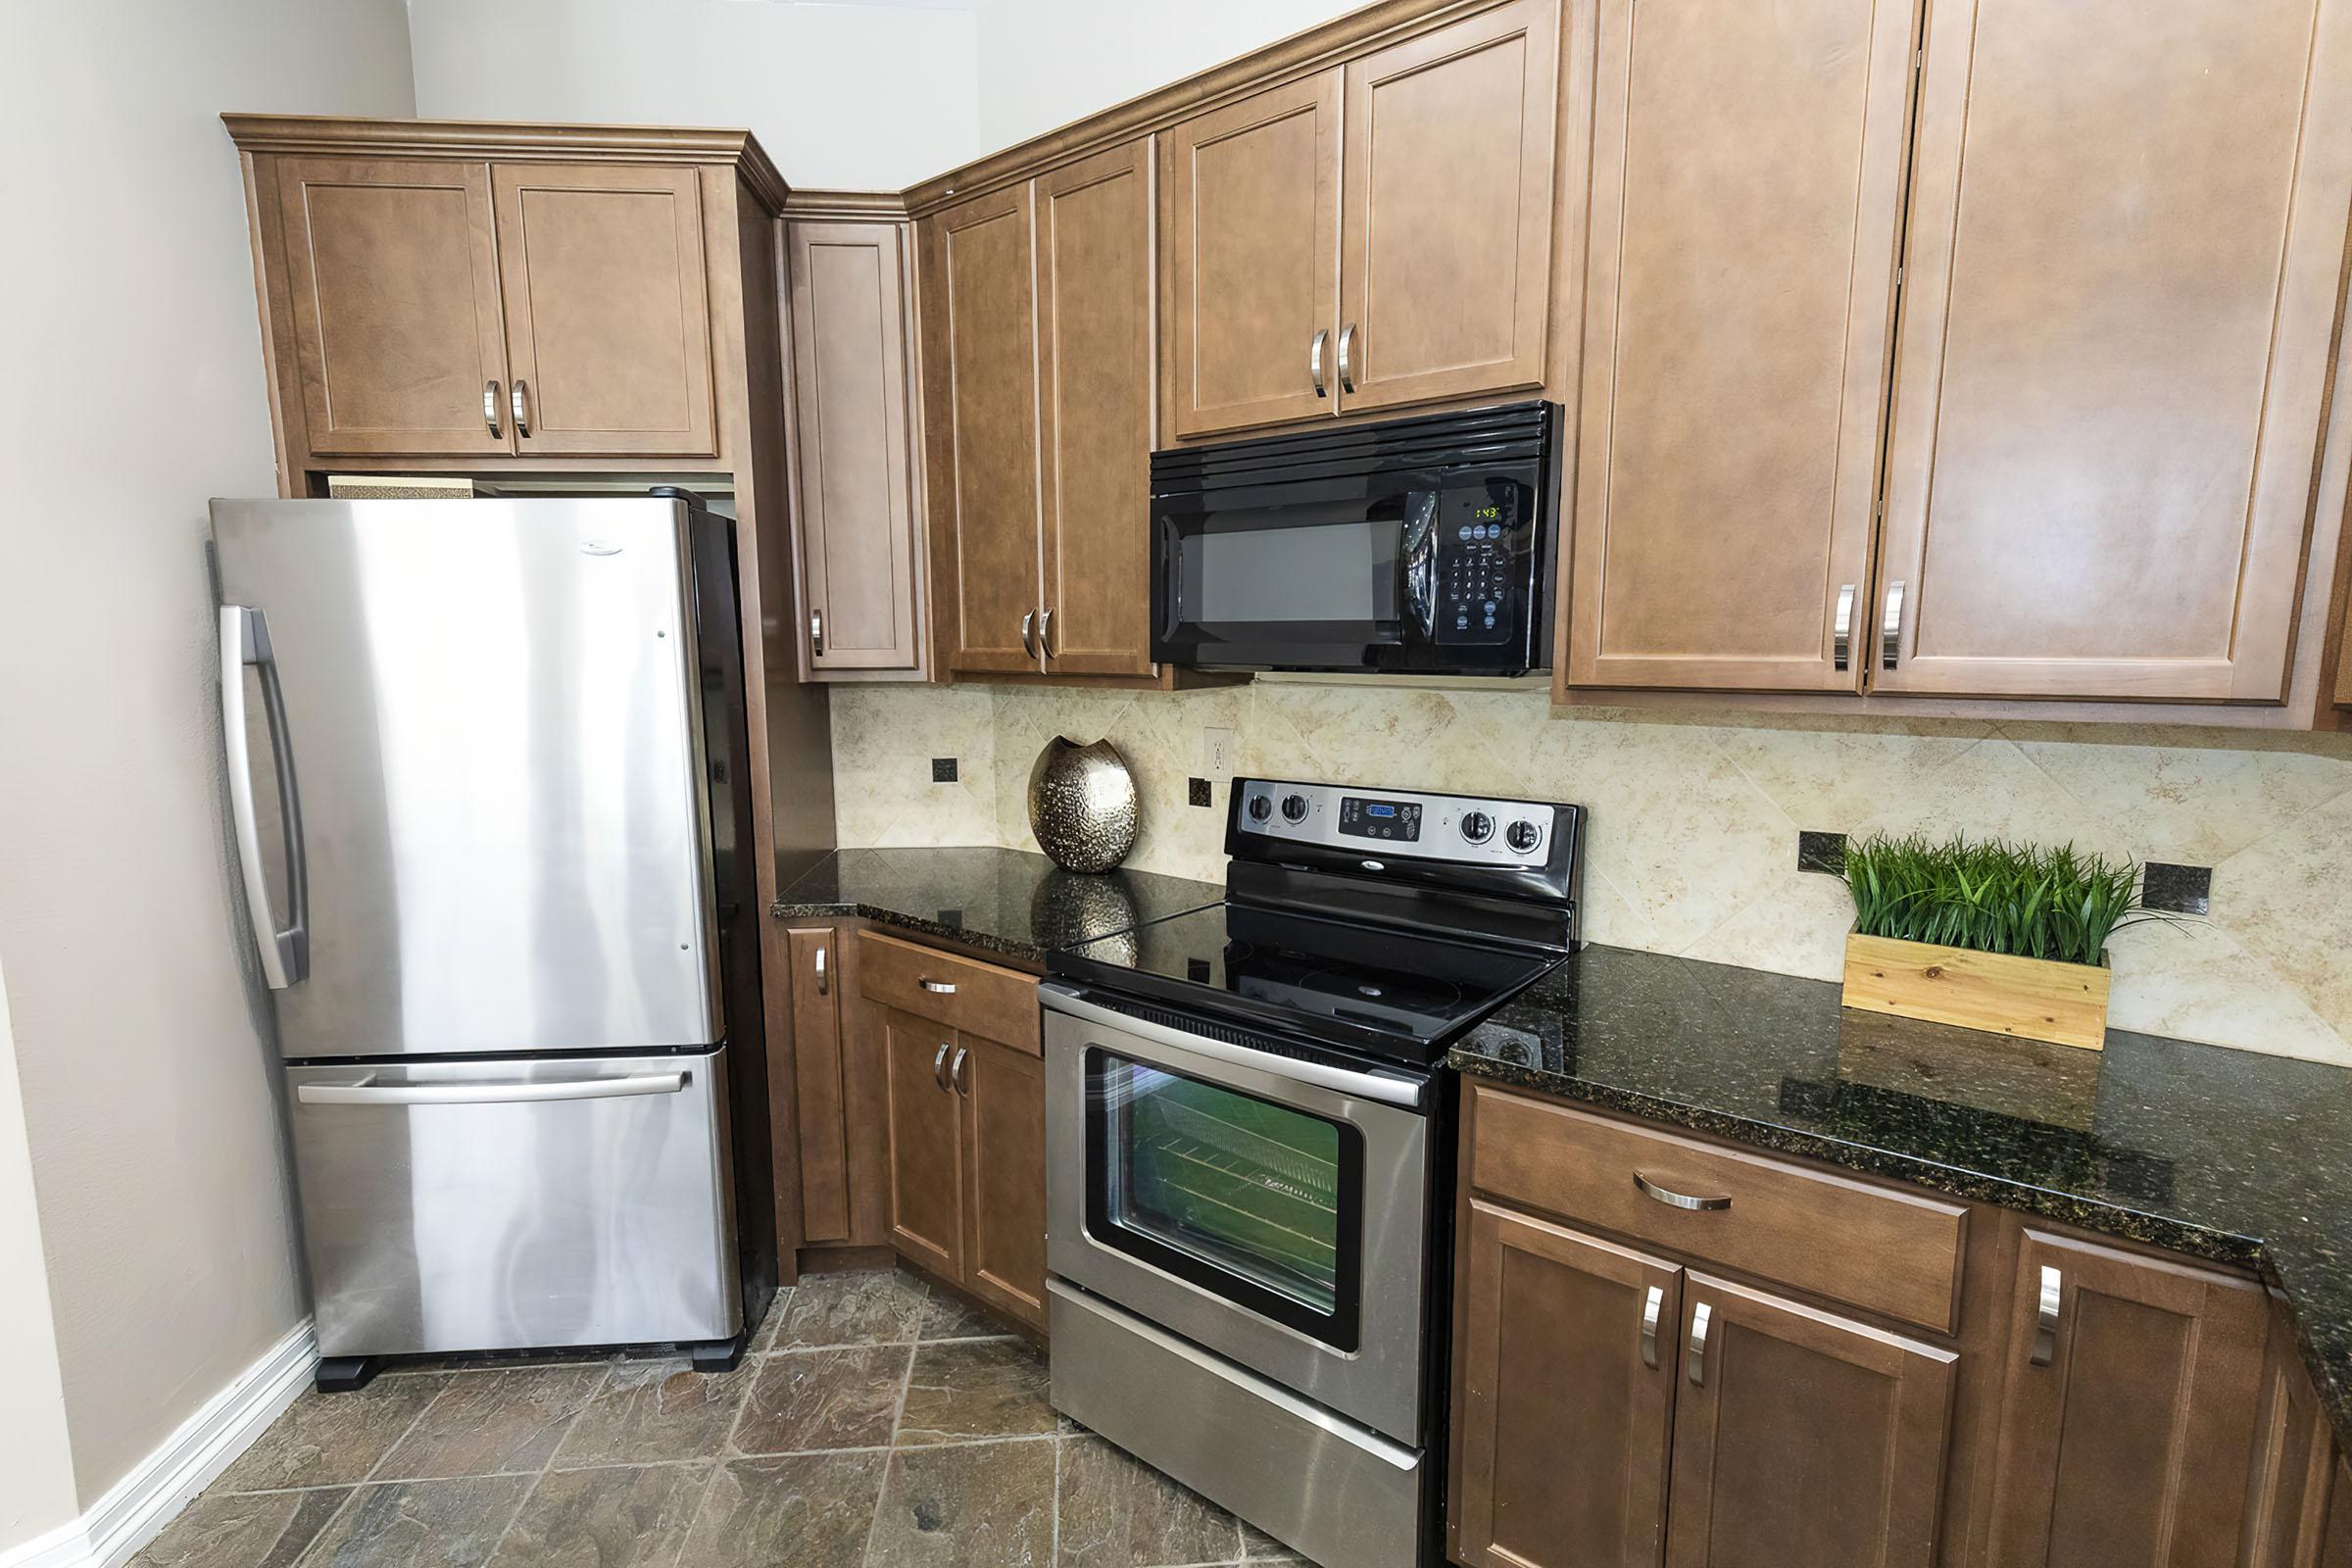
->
<box><xmin>220</xmin><ymin>605</ymin><xmax>311</xmax><ymax>990</ymax></box>
<box><xmin>297</xmin><ymin>1072</ymin><xmax>690</xmax><ymax>1106</ymax></box>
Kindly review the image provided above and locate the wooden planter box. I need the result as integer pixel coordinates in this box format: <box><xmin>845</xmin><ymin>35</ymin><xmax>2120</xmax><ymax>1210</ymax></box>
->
<box><xmin>1840</xmin><ymin>933</ymin><xmax>2112</xmax><ymax>1052</ymax></box>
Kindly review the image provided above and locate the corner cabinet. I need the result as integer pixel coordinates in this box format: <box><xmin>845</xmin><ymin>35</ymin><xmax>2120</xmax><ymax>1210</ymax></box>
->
<box><xmin>1162</xmin><ymin>0</ymin><xmax>1559</xmax><ymax>438</ymax></box>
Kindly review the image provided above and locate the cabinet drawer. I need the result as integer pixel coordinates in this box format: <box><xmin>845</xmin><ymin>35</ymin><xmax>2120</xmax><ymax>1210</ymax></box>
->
<box><xmin>1467</xmin><ymin>1083</ymin><xmax>1966</xmax><ymax>1333</ymax></box>
<box><xmin>857</xmin><ymin>930</ymin><xmax>1041</xmax><ymax>1054</ymax></box>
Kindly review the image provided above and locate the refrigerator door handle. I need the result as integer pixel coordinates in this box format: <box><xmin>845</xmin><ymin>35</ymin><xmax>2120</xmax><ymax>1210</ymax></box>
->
<box><xmin>296</xmin><ymin>1071</ymin><xmax>692</xmax><ymax>1106</ymax></box>
<box><xmin>220</xmin><ymin>605</ymin><xmax>310</xmax><ymax>989</ymax></box>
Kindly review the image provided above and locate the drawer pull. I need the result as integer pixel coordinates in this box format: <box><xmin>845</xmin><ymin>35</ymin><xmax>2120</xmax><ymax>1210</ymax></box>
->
<box><xmin>1687</xmin><ymin>1300</ymin><xmax>1712</xmax><ymax>1387</ymax></box>
<box><xmin>918</xmin><ymin>977</ymin><xmax>958</xmax><ymax>995</ymax></box>
<box><xmin>1635</xmin><ymin>1171</ymin><xmax>1733</xmax><ymax>1212</ymax></box>
<box><xmin>2031</xmin><ymin>1264</ymin><xmax>2062</xmax><ymax>1367</ymax></box>
<box><xmin>932</xmin><ymin>1041</ymin><xmax>953</xmax><ymax>1091</ymax></box>
<box><xmin>1641</xmin><ymin>1284</ymin><xmax>1664</xmax><ymax>1369</ymax></box>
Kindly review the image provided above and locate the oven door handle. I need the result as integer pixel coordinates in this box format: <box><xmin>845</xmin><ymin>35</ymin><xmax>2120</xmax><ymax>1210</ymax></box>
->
<box><xmin>1044</xmin><ymin>988</ymin><xmax>1427</xmax><ymax>1109</ymax></box>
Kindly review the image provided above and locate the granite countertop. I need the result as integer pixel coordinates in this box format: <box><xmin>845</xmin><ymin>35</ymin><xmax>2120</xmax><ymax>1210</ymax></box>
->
<box><xmin>1451</xmin><ymin>942</ymin><xmax>2352</xmax><ymax>1444</ymax></box>
<box><xmin>771</xmin><ymin>846</ymin><xmax>1223</xmax><ymax>967</ymax></box>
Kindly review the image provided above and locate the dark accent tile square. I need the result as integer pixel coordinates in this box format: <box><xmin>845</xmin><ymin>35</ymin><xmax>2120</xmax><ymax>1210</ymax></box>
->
<box><xmin>764</xmin><ymin>1268</ymin><xmax>927</xmax><ymax>1350</ymax></box>
<box><xmin>486</xmin><ymin>1463</ymin><xmax>708</xmax><ymax>1567</ymax></box>
<box><xmin>870</xmin><ymin>1439</ymin><xmax>1056</xmax><ymax>1566</ymax></box>
<box><xmin>1056</xmin><ymin>1434</ymin><xmax>1243</xmax><ymax>1566</ymax></box>
<box><xmin>732</xmin><ymin>1346</ymin><xmax>909</xmax><ymax>1454</ymax></box>
<box><xmin>376</xmin><ymin>1365</ymin><xmax>605</xmax><ymax>1480</ymax></box>
<box><xmin>677</xmin><ymin>1453</ymin><xmax>887</xmax><ymax>1568</ymax></box>
<box><xmin>551</xmin><ymin>1358</ymin><xmax>754</xmax><ymax>1469</ymax></box>
<box><xmin>128</xmin><ymin>1487</ymin><xmax>350</xmax><ymax>1568</ymax></box>
<box><xmin>214</xmin><ymin>1375</ymin><xmax>449</xmax><ymax>1493</ymax></box>
<box><xmin>1189</xmin><ymin>776</ymin><xmax>1213</xmax><ymax>807</ymax></box>
<box><xmin>2142</xmin><ymin>860</ymin><xmax>2212</xmax><ymax>915</ymax></box>
<box><xmin>897</xmin><ymin>1339</ymin><xmax>1055</xmax><ymax>1446</ymax></box>
<box><xmin>932</xmin><ymin>757</ymin><xmax>958</xmax><ymax>782</ymax></box>
<box><xmin>294</xmin><ymin>1475</ymin><xmax>530</xmax><ymax>1568</ymax></box>
<box><xmin>1797</xmin><ymin>830</ymin><xmax>1848</xmax><ymax>875</ymax></box>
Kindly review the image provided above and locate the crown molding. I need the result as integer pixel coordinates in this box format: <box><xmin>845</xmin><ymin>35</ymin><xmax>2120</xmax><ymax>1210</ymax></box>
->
<box><xmin>780</xmin><ymin>188</ymin><xmax>911</xmax><ymax>221</ymax></box>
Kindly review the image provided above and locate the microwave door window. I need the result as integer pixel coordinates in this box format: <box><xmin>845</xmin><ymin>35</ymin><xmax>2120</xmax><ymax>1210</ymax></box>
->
<box><xmin>1165</xmin><ymin>491</ymin><xmax>1431</xmax><ymax>665</ymax></box>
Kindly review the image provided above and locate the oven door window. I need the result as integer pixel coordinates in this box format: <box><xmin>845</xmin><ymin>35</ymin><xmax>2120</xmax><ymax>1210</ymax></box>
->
<box><xmin>1085</xmin><ymin>1050</ymin><xmax>1363</xmax><ymax>1350</ymax></box>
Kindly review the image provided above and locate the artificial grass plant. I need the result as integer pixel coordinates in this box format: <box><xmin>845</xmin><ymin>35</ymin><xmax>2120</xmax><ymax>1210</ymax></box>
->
<box><xmin>1840</xmin><ymin>832</ymin><xmax>2165</xmax><ymax>969</ymax></box>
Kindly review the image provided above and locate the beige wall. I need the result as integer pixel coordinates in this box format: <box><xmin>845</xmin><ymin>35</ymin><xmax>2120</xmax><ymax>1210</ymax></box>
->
<box><xmin>0</xmin><ymin>961</ymin><xmax>76</xmax><ymax>1555</ymax></box>
<box><xmin>971</xmin><ymin>0</ymin><xmax>1370</xmax><ymax>155</ymax></box>
<box><xmin>0</xmin><ymin>0</ymin><xmax>416</xmax><ymax>1504</ymax></box>
<box><xmin>831</xmin><ymin>683</ymin><xmax>2352</xmax><ymax>1066</ymax></box>
<box><xmin>406</xmin><ymin>0</ymin><xmax>981</xmax><ymax>190</ymax></box>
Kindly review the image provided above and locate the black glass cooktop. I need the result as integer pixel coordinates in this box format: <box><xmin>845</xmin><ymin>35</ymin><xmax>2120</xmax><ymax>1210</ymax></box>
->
<box><xmin>1049</xmin><ymin>900</ymin><xmax>1564</xmax><ymax>1067</ymax></box>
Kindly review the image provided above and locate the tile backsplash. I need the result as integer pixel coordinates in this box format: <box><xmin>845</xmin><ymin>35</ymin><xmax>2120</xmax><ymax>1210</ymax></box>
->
<box><xmin>828</xmin><ymin>681</ymin><xmax>2352</xmax><ymax>1066</ymax></box>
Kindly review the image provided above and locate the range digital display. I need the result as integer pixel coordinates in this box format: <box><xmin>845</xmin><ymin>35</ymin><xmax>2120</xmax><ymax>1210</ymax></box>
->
<box><xmin>1338</xmin><ymin>796</ymin><xmax>1423</xmax><ymax>842</ymax></box>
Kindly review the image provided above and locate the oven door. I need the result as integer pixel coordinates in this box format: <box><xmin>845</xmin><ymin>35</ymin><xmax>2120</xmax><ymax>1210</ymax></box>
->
<box><xmin>1043</xmin><ymin>992</ymin><xmax>1431</xmax><ymax>1444</ymax></box>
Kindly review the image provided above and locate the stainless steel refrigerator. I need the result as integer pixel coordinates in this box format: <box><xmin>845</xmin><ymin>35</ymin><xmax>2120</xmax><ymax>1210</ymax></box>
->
<box><xmin>211</xmin><ymin>492</ymin><xmax>777</xmax><ymax>1388</ymax></box>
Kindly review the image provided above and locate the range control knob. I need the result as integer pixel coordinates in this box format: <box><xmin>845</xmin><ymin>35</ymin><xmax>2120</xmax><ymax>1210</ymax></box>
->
<box><xmin>1280</xmin><ymin>793</ymin><xmax>1311</xmax><ymax>824</ymax></box>
<box><xmin>1505</xmin><ymin>818</ymin><xmax>1543</xmax><ymax>854</ymax></box>
<box><xmin>1247</xmin><ymin>794</ymin><xmax>1273</xmax><ymax>823</ymax></box>
<box><xmin>1458</xmin><ymin>810</ymin><xmax>1494</xmax><ymax>845</ymax></box>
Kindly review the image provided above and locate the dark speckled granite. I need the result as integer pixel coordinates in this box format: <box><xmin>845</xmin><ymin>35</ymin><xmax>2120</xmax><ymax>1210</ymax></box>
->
<box><xmin>1452</xmin><ymin>943</ymin><xmax>2352</xmax><ymax>1446</ymax></box>
<box><xmin>771</xmin><ymin>847</ymin><xmax>1223</xmax><ymax>968</ymax></box>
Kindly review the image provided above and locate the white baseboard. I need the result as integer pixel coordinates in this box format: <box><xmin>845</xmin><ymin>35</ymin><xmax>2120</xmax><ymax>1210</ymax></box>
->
<box><xmin>0</xmin><ymin>1320</ymin><xmax>318</xmax><ymax>1568</ymax></box>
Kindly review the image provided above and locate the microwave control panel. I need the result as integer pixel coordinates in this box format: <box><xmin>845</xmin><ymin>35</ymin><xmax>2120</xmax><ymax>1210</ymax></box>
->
<box><xmin>1437</xmin><ymin>488</ymin><xmax>1521</xmax><ymax>644</ymax></box>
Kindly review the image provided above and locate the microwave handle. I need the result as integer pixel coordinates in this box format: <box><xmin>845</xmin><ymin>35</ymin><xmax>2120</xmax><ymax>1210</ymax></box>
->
<box><xmin>1155</xmin><ymin>515</ymin><xmax>1184</xmax><ymax>642</ymax></box>
<box><xmin>1402</xmin><ymin>493</ymin><xmax>1441</xmax><ymax>641</ymax></box>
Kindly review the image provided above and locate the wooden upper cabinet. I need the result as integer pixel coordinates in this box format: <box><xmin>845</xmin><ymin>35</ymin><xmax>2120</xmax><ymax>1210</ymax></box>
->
<box><xmin>1876</xmin><ymin>0</ymin><xmax>2352</xmax><ymax>702</ymax></box>
<box><xmin>1452</xmin><ymin>1200</ymin><xmax>1677</xmax><ymax>1568</ymax></box>
<box><xmin>1564</xmin><ymin>0</ymin><xmax>1916</xmax><ymax>694</ymax></box>
<box><xmin>272</xmin><ymin>158</ymin><xmax>513</xmax><ymax>458</ymax></box>
<box><xmin>1665</xmin><ymin>1274</ymin><xmax>1955</xmax><ymax>1568</ymax></box>
<box><xmin>1337</xmin><ymin>0</ymin><xmax>1557</xmax><ymax>414</ymax></box>
<box><xmin>490</xmin><ymin>164</ymin><xmax>716</xmax><ymax>458</ymax></box>
<box><xmin>786</xmin><ymin>220</ymin><xmax>922</xmax><ymax>674</ymax></box>
<box><xmin>921</xmin><ymin>184</ymin><xmax>1048</xmax><ymax>674</ymax></box>
<box><xmin>1163</xmin><ymin>72</ymin><xmax>1342</xmax><ymax>437</ymax></box>
<box><xmin>1982</xmin><ymin>1229</ymin><xmax>2269</xmax><ymax>1566</ymax></box>
<box><xmin>1036</xmin><ymin>140</ymin><xmax>1157</xmax><ymax>677</ymax></box>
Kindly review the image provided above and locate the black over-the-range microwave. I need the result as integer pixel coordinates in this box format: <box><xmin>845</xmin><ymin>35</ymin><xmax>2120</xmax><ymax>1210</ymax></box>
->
<box><xmin>1151</xmin><ymin>400</ymin><xmax>1563</xmax><ymax>676</ymax></box>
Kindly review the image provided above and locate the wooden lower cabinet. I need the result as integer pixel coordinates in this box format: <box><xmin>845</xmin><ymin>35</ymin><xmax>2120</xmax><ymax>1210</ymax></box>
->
<box><xmin>879</xmin><ymin>1004</ymin><xmax>1049</xmax><ymax>1334</ymax></box>
<box><xmin>1666</xmin><ymin>1274</ymin><xmax>1954</xmax><ymax>1567</ymax></box>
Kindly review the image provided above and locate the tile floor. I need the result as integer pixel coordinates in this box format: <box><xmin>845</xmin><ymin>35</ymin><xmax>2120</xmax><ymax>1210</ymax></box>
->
<box><xmin>131</xmin><ymin>1268</ymin><xmax>1315</xmax><ymax>1568</ymax></box>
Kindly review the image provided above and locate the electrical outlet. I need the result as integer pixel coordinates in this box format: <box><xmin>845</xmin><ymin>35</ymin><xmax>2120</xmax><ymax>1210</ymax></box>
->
<box><xmin>1201</xmin><ymin>726</ymin><xmax>1237</xmax><ymax>780</ymax></box>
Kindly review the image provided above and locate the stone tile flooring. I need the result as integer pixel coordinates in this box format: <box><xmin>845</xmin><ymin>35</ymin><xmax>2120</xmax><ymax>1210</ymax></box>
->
<box><xmin>132</xmin><ymin>1268</ymin><xmax>1316</xmax><ymax>1568</ymax></box>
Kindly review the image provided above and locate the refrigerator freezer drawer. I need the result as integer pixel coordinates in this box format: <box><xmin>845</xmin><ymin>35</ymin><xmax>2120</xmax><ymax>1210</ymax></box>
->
<box><xmin>286</xmin><ymin>1050</ymin><xmax>741</xmax><ymax>1358</ymax></box>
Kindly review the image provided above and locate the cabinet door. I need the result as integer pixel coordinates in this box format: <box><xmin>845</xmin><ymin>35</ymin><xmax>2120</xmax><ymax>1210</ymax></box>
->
<box><xmin>1337</xmin><ymin>0</ymin><xmax>1557</xmax><ymax>415</ymax></box>
<box><xmin>1163</xmin><ymin>72</ymin><xmax>1342</xmax><ymax>437</ymax></box>
<box><xmin>787</xmin><ymin>926</ymin><xmax>850</xmax><ymax>1244</ymax></box>
<box><xmin>491</xmin><ymin>163</ymin><xmax>716</xmax><ymax>458</ymax></box>
<box><xmin>787</xmin><ymin>220</ymin><xmax>922</xmax><ymax>673</ymax></box>
<box><xmin>1036</xmin><ymin>140</ymin><xmax>1156</xmax><ymax>677</ymax></box>
<box><xmin>882</xmin><ymin>1008</ymin><xmax>964</xmax><ymax>1281</ymax></box>
<box><xmin>920</xmin><ymin>185</ymin><xmax>1047</xmax><ymax>674</ymax></box>
<box><xmin>1982</xmin><ymin>1229</ymin><xmax>2269</xmax><ymax>1567</ymax></box>
<box><xmin>1564</xmin><ymin>0</ymin><xmax>1915</xmax><ymax>694</ymax></box>
<box><xmin>271</xmin><ymin>158</ymin><xmax>512</xmax><ymax>458</ymax></box>
<box><xmin>1452</xmin><ymin>1200</ymin><xmax>1677</xmax><ymax>1568</ymax></box>
<box><xmin>1665</xmin><ymin>1273</ymin><xmax>1955</xmax><ymax>1568</ymax></box>
<box><xmin>956</xmin><ymin>1034</ymin><xmax>1048</xmax><ymax>1333</ymax></box>
<box><xmin>1875</xmin><ymin>0</ymin><xmax>2352</xmax><ymax>701</ymax></box>
<box><xmin>2247</xmin><ymin>1307</ymin><xmax>2340</xmax><ymax>1568</ymax></box>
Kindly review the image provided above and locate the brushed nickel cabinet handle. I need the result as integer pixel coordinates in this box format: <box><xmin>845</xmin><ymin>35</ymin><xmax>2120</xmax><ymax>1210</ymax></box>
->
<box><xmin>932</xmin><ymin>1042</ymin><xmax>953</xmax><ymax>1091</ymax></box>
<box><xmin>2031</xmin><ymin>1264</ymin><xmax>2062</xmax><ymax>1367</ymax></box>
<box><xmin>1310</xmin><ymin>328</ymin><xmax>1329</xmax><ymax>398</ymax></box>
<box><xmin>809</xmin><ymin>609</ymin><xmax>825</xmax><ymax>656</ymax></box>
<box><xmin>1020</xmin><ymin>609</ymin><xmax>1038</xmax><ymax>659</ymax></box>
<box><xmin>1834</xmin><ymin>584</ymin><xmax>1856</xmax><ymax>671</ymax></box>
<box><xmin>918</xmin><ymin>977</ymin><xmax>958</xmax><ymax>995</ymax></box>
<box><xmin>510</xmin><ymin>378</ymin><xmax>530</xmax><ymax>437</ymax></box>
<box><xmin>1338</xmin><ymin>322</ymin><xmax>1356</xmax><ymax>394</ymax></box>
<box><xmin>1635</xmin><ymin>1171</ymin><xmax>1733</xmax><ymax>1212</ymax></box>
<box><xmin>1641</xmin><ymin>1284</ymin><xmax>1664</xmax><ymax>1369</ymax></box>
<box><xmin>1040</xmin><ymin>607</ymin><xmax>1056</xmax><ymax>660</ymax></box>
<box><xmin>1882</xmin><ymin>580</ymin><xmax>1907</xmax><ymax>670</ymax></box>
<box><xmin>1687</xmin><ymin>1301</ymin><xmax>1713</xmax><ymax>1387</ymax></box>
<box><xmin>951</xmin><ymin>1046</ymin><xmax>970</xmax><ymax>1096</ymax></box>
<box><xmin>484</xmin><ymin>380</ymin><xmax>503</xmax><ymax>438</ymax></box>
<box><xmin>812</xmin><ymin>945</ymin><xmax>828</xmax><ymax>996</ymax></box>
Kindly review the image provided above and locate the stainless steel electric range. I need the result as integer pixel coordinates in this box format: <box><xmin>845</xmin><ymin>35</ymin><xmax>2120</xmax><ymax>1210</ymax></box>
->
<box><xmin>1042</xmin><ymin>776</ymin><xmax>1585</xmax><ymax>1568</ymax></box>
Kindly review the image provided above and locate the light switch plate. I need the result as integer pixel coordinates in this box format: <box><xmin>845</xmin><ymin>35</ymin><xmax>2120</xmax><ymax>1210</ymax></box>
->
<box><xmin>1201</xmin><ymin>727</ymin><xmax>1237</xmax><ymax>780</ymax></box>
